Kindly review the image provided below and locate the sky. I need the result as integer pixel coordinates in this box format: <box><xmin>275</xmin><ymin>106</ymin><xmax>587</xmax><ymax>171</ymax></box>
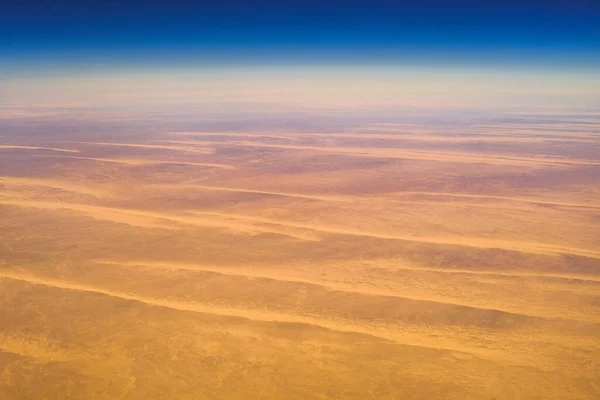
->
<box><xmin>1</xmin><ymin>0</ymin><xmax>599</xmax><ymax>111</ymax></box>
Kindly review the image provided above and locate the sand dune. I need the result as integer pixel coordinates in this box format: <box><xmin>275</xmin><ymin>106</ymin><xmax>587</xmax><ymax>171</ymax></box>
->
<box><xmin>67</xmin><ymin>141</ymin><xmax>213</xmax><ymax>154</ymax></box>
<box><xmin>150</xmin><ymin>183</ymin><xmax>352</xmax><ymax>202</ymax></box>
<box><xmin>360</xmin><ymin>124</ymin><xmax>600</xmax><ymax>137</ymax></box>
<box><xmin>43</xmin><ymin>155</ymin><xmax>234</xmax><ymax>168</ymax></box>
<box><xmin>0</xmin><ymin>145</ymin><xmax>79</xmax><ymax>153</ymax></box>
<box><xmin>348</xmin><ymin>130</ymin><xmax>600</xmax><ymax>143</ymax></box>
<box><xmin>186</xmin><ymin>210</ymin><xmax>600</xmax><ymax>258</ymax></box>
<box><xmin>0</xmin><ymin>270</ymin><xmax>558</xmax><ymax>363</ymax></box>
<box><xmin>93</xmin><ymin>259</ymin><xmax>600</xmax><ymax>321</ymax></box>
<box><xmin>370</xmin><ymin>263</ymin><xmax>600</xmax><ymax>283</ymax></box>
<box><xmin>172</xmin><ymin>130</ymin><xmax>600</xmax><ymax>145</ymax></box>
<box><xmin>0</xmin><ymin>200</ymin><xmax>318</xmax><ymax>240</ymax></box>
<box><xmin>0</xmin><ymin>199</ymin><xmax>176</xmax><ymax>229</ymax></box>
<box><xmin>168</xmin><ymin>140</ymin><xmax>600</xmax><ymax>167</ymax></box>
<box><xmin>170</xmin><ymin>131</ymin><xmax>294</xmax><ymax>140</ymax></box>
<box><xmin>0</xmin><ymin>176</ymin><xmax>113</xmax><ymax>198</ymax></box>
<box><xmin>96</xmin><ymin>258</ymin><xmax>600</xmax><ymax>284</ymax></box>
<box><xmin>387</xmin><ymin>191</ymin><xmax>600</xmax><ymax>209</ymax></box>
<box><xmin>0</xmin><ymin>271</ymin><xmax>438</xmax><ymax>348</ymax></box>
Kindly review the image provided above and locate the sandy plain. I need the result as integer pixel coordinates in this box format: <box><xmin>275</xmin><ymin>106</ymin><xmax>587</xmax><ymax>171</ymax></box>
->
<box><xmin>0</xmin><ymin>113</ymin><xmax>599</xmax><ymax>399</ymax></box>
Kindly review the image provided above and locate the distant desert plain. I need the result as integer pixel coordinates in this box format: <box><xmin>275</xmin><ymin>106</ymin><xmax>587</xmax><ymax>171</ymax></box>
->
<box><xmin>1</xmin><ymin>111</ymin><xmax>599</xmax><ymax>399</ymax></box>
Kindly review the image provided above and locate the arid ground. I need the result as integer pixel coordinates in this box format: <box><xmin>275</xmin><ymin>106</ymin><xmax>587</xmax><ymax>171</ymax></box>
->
<box><xmin>1</xmin><ymin>111</ymin><xmax>599</xmax><ymax>399</ymax></box>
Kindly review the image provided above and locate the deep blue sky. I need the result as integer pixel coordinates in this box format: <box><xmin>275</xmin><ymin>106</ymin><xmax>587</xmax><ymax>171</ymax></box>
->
<box><xmin>1</xmin><ymin>0</ymin><xmax>600</xmax><ymax>69</ymax></box>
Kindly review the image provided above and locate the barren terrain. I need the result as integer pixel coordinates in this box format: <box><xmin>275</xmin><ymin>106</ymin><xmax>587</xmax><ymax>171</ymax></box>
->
<box><xmin>1</xmin><ymin>111</ymin><xmax>599</xmax><ymax>399</ymax></box>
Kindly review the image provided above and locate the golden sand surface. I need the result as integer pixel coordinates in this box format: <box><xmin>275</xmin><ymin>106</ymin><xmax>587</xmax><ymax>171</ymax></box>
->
<box><xmin>1</xmin><ymin>116</ymin><xmax>599</xmax><ymax>399</ymax></box>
